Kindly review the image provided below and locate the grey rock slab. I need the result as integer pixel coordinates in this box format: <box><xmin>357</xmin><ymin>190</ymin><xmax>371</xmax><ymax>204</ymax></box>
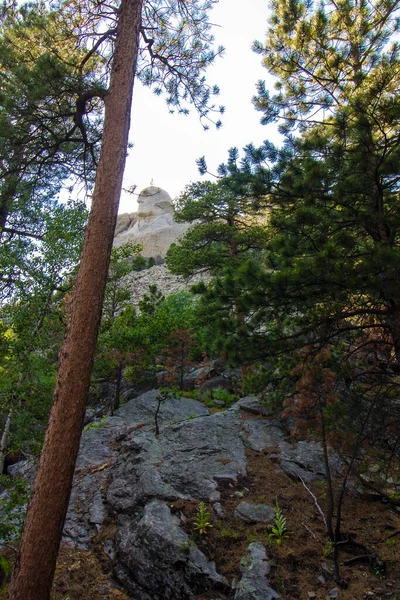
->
<box><xmin>63</xmin><ymin>415</ymin><xmax>130</xmax><ymax>546</ymax></box>
<box><xmin>234</xmin><ymin>542</ymin><xmax>279</xmax><ymax>600</ymax></box>
<box><xmin>213</xmin><ymin>502</ymin><xmax>224</xmax><ymax>518</ymax></box>
<box><xmin>89</xmin><ymin>491</ymin><xmax>107</xmax><ymax>525</ymax></box>
<box><xmin>114</xmin><ymin>389</ymin><xmax>209</xmax><ymax>429</ymax></box>
<box><xmin>280</xmin><ymin>440</ymin><xmax>340</xmax><ymax>483</ymax></box>
<box><xmin>241</xmin><ymin>418</ymin><xmax>287</xmax><ymax>452</ymax></box>
<box><xmin>7</xmin><ymin>459</ymin><xmax>37</xmax><ymax>483</ymax></box>
<box><xmin>241</xmin><ymin>416</ymin><xmax>338</xmax><ymax>483</ymax></box>
<box><xmin>64</xmin><ymin>392</ymin><xmax>212</xmax><ymax>545</ymax></box>
<box><xmin>107</xmin><ymin>405</ymin><xmax>247</xmax><ymax>511</ymax></box>
<box><xmin>114</xmin><ymin>499</ymin><xmax>227</xmax><ymax>600</ymax></box>
<box><xmin>236</xmin><ymin>395</ymin><xmax>275</xmax><ymax>417</ymax></box>
<box><xmin>75</xmin><ymin>417</ymin><xmax>127</xmax><ymax>469</ymax></box>
<box><xmin>234</xmin><ymin>502</ymin><xmax>275</xmax><ymax>524</ymax></box>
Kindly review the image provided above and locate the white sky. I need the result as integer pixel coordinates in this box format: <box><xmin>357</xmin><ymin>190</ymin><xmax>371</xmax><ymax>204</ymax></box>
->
<box><xmin>119</xmin><ymin>0</ymin><xmax>279</xmax><ymax>213</ymax></box>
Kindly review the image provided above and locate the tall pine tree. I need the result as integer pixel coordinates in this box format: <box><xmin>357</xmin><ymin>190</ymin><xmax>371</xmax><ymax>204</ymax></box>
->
<box><xmin>7</xmin><ymin>1</ymin><xmax>223</xmax><ymax>597</ymax></box>
<box><xmin>250</xmin><ymin>0</ymin><xmax>400</xmax><ymax>364</ymax></box>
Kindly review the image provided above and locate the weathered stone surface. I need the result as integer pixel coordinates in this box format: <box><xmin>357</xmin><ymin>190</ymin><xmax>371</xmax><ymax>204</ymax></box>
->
<box><xmin>64</xmin><ymin>417</ymin><xmax>128</xmax><ymax>546</ymax></box>
<box><xmin>114</xmin><ymin>186</ymin><xmax>191</xmax><ymax>259</ymax></box>
<box><xmin>121</xmin><ymin>264</ymin><xmax>210</xmax><ymax>309</ymax></box>
<box><xmin>7</xmin><ymin>458</ymin><xmax>36</xmax><ymax>482</ymax></box>
<box><xmin>64</xmin><ymin>391</ymin><xmax>210</xmax><ymax>546</ymax></box>
<box><xmin>58</xmin><ymin>391</ymin><xmax>334</xmax><ymax>597</ymax></box>
<box><xmin>234</xmin><ymin>542</ymin><xmax>280</xmax><ymax>600</ymax></box>
<box><xmin>114</xmin><ymin>212</ymin><xmax>136</xmax><ymax>236</ymax></box>
<box><xmin>107</xmin><ymin>403</ymin><xmax>247</xmax><ymax>511</ymax></box>
<box><xmin>114</xmin><ymin>389</ymin><xmax>209</xmax><ymax>426</ymax></box>
<box><xmin>236</xmin><ymin>395</ymin><xmax>275</xmax><ymax>417</ymax></box>
<box><xmin>114</xmin><ymin>499</ymin><xmax>227</xmax><ymax>600</ymax></box>
<box><xmin>234</xmin><ymin>502</ymin><xmax>275</xmax><ymax>524</ymax></box>
<box><xmin>239</xmin><ymin>401</ymin><xmax>338</xmax><ymax>483</ymax></box>
<box><xmin>280</xmin><ymin>440</ymin><xmax>339</xmax><ymax>483</ymax></box>
<box><xmin>241</xmin><ymin>418</ymin><xmax>287</xmax><ymax>453</ymax></box>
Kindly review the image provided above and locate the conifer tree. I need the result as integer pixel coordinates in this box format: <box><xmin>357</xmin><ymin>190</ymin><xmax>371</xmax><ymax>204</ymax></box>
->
<box><xmin>250</xmin><ymin>0</ymin><xmax>400</xmax><ymax>364</ymax></box>
<box><xmin>166</xmin><ymin>163</ymin><xmax>269</xmax><ymax>365</ymax></box>
<box><xmin>0</xmin><ymin>1</ymin><xmax>106</xmax><ymax>242</ymax></box>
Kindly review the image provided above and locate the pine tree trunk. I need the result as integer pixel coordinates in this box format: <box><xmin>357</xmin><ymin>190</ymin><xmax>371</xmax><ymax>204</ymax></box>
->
<box><xmin>0</xmin><ymin>173</ymin><xmax>18</xmax><ymax>241</ymax></box>
<box><xmin>388</xmin><ymin>297</ymin><xmax>400</xmax><ymax>366</ymax></box>
<box><xmin>112</xmin><ymin>361</ymin><xmax>123</xmax><ymax>414</ymax></box>
<box><xmin>7</xmin><ymin>1</ymin><xmax>143</xmax><ymax>598</ymax></box>
<box><xmin>0</xmin><ymin>205</ymin><xmax>7</xmax><ymax>238</ymax></box>
<box><xmin>0</xmin><ymin>410</ymin><xmax>12</xmax><ymax>475</ymax></box>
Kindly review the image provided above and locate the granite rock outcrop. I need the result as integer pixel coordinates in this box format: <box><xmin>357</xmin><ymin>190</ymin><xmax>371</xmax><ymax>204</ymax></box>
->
<box><xmin>57</xmin><ymin>391</ymin><xmax>341</xmax><ymax>599</ymax></box>
<box><xmin>114</xmin><ymin>186</ymin><xmax>191</xmax><ymax>260</ymax></box>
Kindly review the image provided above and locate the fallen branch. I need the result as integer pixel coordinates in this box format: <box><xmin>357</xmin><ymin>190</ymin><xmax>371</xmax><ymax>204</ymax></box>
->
<box><xmin>302</xmin><ymin>522</ymin><xmax>317</xmax><ymax>539</ymax></box>
<box><xmin>299</xmin><ymin>475</ymin><xmax>328</xmax><ymax>532</ymax></box>
<box><xmin>344</xmin><ymin>555</ymin><xmax>370</xmax><ymax>566</ymax></box>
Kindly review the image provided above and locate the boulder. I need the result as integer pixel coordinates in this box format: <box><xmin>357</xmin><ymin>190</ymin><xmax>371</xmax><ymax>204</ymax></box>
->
<box><xmin>114</xmin><ymin>499</ymin><xmax>227</xmax><ymax>600</ymax></box>
<box><xmin>234</xmin><ymin>542</ymin><xmax>280</xmax><ymax>600</ymax></box>
<box><xmin>234</xmin><ymin>502</ymin><xmax>275</xmax><ymax>524</ymax></box>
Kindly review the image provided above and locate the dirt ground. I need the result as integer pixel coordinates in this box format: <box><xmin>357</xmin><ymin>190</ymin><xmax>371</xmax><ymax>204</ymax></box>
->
<box><xmin>174</xmin><ymin>448</ymin><xmax>400</xmax><ymax>600</ymax></box>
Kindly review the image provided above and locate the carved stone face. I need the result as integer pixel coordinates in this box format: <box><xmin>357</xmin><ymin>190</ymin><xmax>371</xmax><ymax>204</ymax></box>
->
<box><xmin>136</xmin><ymin>186</ymin><xmax>174</xmax><ymax>218</ymax></box>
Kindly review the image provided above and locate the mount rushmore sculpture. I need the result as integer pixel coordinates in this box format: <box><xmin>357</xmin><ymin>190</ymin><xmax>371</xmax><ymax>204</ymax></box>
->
<box><xmin>114</xmin><ymin>185</ymin><xmax>191</xmax><ymax>261</ymax></box>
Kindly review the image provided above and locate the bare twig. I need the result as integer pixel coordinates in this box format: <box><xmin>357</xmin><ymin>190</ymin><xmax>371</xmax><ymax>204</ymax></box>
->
<box><xmin>302</xmin><ymin>522</ymin><xmax>317</xmax><ymax>539</ymax></box>
<box><xmin>299</xmin><ymin>475</ymin><xmax>328</xmax><ymax>532</ymax></box>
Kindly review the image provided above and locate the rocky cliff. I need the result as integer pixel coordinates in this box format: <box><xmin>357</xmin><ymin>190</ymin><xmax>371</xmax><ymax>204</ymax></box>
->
<box><xmin>121</xmin><ymin>264</ymin><xmax>210</xmax><ymax>308</ymax></box>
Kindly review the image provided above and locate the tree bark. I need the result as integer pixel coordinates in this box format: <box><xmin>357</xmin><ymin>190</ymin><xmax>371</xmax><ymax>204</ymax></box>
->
<box><xmin>0</xmin><ymin>173</ymin><xmax>19</xmax><ymax>241</ymax></box>
<box><xmin>7</xmin><ymin>1</ymin><xmax>143</xmax><ymax>598</ymax></box>
<box><xmin>0</xmin><ymin>410</ymin><xmax>12</xmax><ymax>475</ymax></box>
<box><xmin>112</xmin><ymin>361</ymin><xmax>123</xmax><ymax>414</ymax></box>
<box><xmin>388</xmin><ymin>297</ymin><xmax>400</xmax><ymax>366</ymax></box>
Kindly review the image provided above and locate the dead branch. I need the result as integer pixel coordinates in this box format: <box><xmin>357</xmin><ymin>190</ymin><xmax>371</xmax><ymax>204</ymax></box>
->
<box><xmin>299</xmin><ymin>475</ymin><xmax>328</xmax><ymax>532</ymax></box>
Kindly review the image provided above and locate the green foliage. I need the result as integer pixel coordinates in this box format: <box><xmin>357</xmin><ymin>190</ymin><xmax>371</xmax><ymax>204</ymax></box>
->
<box><xmin>241</xmin><ymin>365</ymin><xmax>270</xmax><ymax>395</ymax></box>
<box><xmin>248</xmin><ymin>0</ymin><xmax>400</xmax><ymax>365</ymax></box>
<box><xmin>102</xmin><ymin>242</ymin><xmax>144</xmax><ymax>322</ymax></box>
<box><xmin>241</xmin><ymin>354</ymin><xmax>296</xmax><ymax>413</ymax></box>
<box><xmin>138</xmin><ymin>284</ymin><xmax>165</xmax><ymax>317</ymax></box>
<box><xmin>178</xmin><ymin>538</ymin><xmax>193</xmax><ymax>553</ymax></box>
<box><xmin>266</xmin><ymin>501</ymin><xmax>290</xmax><ymax>545</ymax></box>
<box><xmin>166</xmin><ymin>177</ymin><xmax>268</xmax><ymax>278</ymax></box>
<box><xmin>216</xmin><ymin>521</ymin><xmax>240</xmax><ymax>540</ymax></box>
<box><xmin>193</xmin><ymin>501</ymin><xmax>213</xmax><ymax>535</ymax></box>
<box><xmin>0</xmin><ymin>476</ymin><xmax>31</xmax><ymax>543</ymax></box>
<box><xmin>82</xmin><ymin>416</ymin><xmax>107</xmax><ymax>434</ymax></box>
<box><xmin>202</xmin><ymin>387</ymin><xmax>238</xmax><ymax>407</ymax></box>
<box><xmin>131</xmin><ymin>254</ymin><xmax>147</xmax><ymax>271</ymax></box>
<box><xmin>0</xmin><ymin>553</ymin><xmax>12</xmax><ymax>597</ymax></box>
<box><xmin>0</xmin><ymin>197</ymin><xmax>87</xmax><ymax>458</ymax></box>
<box><xmin>0</xmin><ymin>0</ymin><xmax>104</xmax><ymax>303</ymax></box>
<box><xmin>166</xmin><ymin>174</ymin><xmax>271</xmax><ymax>367</ymax></box>
<box><xmin>158</xmin><ymin>329</ymin><xmax>197</xmax><ymax>389</ymax></box>
<box><xmin>0</xmin><ymin>284</ymin><xmax>70</xmax><ymax>455</ymax></box>
<box><xmin>138</xmin><ymin>0</ymin><xmax>224</xmax><ymax>128</ymax></box>
<box><xmin>323</xmin><ymin>538</ymin><xmax>333</xmax><ymax>558</ymax></box>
